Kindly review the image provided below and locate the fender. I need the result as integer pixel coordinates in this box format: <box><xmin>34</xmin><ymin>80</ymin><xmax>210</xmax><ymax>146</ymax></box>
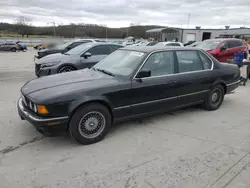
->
<box><xmin>211</xmin><ymin>79</ymin><xmax>227</xmax><ymax>93</ymax></box>
<box><xmin>68</xmin><ymin>95</ymin><xmax>114</xmax><ymax>116</ymax></box>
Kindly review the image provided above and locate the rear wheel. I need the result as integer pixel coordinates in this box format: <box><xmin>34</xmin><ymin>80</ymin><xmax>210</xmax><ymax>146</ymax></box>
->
<box><xmin>69</xmin><ymin>103</ymin><xmax>111</xmax><ymax>145</ymax></box>
<box><xmin>203</xmin><ymin>85</ymin><xmax>224</xmax><ymax>111</ymax></box>
<box><xmin>11</xmin><ymin>48</ymin><xmax>16</xmax><ymax>52</ymax></box>
<box><xmin>58</xmin><ymin>66</ymin><xmax>76</xmax><ymax>73</ymax></box>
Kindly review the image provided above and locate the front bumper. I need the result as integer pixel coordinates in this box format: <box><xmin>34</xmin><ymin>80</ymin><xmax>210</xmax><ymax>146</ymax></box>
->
<box><xmin>17</xmin><ymin>98</ymin><xmax>68</xmax><ymax>135</ymax></box>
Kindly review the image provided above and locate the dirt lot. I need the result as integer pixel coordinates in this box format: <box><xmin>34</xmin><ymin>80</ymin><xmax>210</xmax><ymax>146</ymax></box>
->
<box><xmin>1</xmin><ymin>49</ymin><xmax>250</xmax><ymax>188</ymax></box>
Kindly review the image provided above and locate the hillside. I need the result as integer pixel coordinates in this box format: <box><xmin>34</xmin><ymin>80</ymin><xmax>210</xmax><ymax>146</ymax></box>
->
<box><xmin>0</xmin><ymin>23</ymin><xmax>164</xmax><ymax>39</ymax></box>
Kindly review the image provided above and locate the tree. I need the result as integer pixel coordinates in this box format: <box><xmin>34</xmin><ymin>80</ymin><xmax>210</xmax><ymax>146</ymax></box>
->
<box><xmin>15</xmin><ymin>16</ymin><xmax>33</xmax><ymax>37</ymax></box>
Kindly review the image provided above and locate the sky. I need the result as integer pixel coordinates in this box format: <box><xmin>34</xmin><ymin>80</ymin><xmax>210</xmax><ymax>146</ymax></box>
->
<box><xmin>0</xmin><ymin>0</ymin><xmax>249</xmax><ymax>28</ymax></box>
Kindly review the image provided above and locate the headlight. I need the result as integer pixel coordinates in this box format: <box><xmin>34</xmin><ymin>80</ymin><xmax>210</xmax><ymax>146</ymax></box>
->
<box><xmin>40</xmin><ymin>61</ymin><xmax>60</xmax><ymax>68</ymax></box>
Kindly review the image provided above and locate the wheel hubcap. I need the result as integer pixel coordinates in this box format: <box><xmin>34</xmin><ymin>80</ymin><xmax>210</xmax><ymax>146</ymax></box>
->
<box><xmin>212</xmin><ymin>92</ymin><xmax>218</xmax><ymax>102</ymax></box>
<box><xmin>211</xmin><ymin>89</ymin><xmax>221</xmax><ymax>105</ymax></box>
<box><xmin>79</xmin><ymin>111</ymin><xmax>105</xmax><ymax>139</ymax></box>
<box><xmin>62</xmin><ymin>68</ymin><xmax>72</xmax><ymax>72</ymax></box>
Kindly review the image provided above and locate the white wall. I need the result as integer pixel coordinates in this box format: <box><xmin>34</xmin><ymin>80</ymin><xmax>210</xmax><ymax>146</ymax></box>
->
<box><xmin>182</xmin><ymin>28</ymin><xmax>250</xmax><ymax>42</ymax></box>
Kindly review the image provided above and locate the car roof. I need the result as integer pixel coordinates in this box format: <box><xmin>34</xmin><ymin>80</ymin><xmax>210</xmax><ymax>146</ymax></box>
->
<box><xmin>121</xmin><ymin>46</ymin><xmax>197</xmax><ymax>53</ymax></box>
<box><xmin>77</xmin><ymin>42</ymin><xmax>123</xmax><ymax>48</ymax></box>
<box><xmin>159</xmin><ymin>41</ymin><xmax>182</xmax><ymax>44</ymax></box>
<box><xmin>204</xmin><ymin>38</ymin><xmax>243</xmax><ymax>42</ymax></box>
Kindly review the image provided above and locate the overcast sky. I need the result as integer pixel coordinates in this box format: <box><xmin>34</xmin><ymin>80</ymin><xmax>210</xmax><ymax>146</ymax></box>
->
<box><xmin>0</xmin><ymin>0</ymin><xmax>249</xmax><ymax>28</ymax></box>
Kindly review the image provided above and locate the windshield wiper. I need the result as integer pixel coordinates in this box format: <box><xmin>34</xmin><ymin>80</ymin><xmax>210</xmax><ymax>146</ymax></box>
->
<box><xmin>95</xmin><ymin>68</ymin><xmax>114</xmax><ymax>77</ymax></box>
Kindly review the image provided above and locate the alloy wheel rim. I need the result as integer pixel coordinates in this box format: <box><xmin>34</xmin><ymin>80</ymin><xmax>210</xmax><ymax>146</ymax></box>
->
<box><xmin>78</xmin><ymin>111</ymin><xmax>106</xmax><ymax>139</ymax></box>
<box><xmin>61</xmin><ymin>68</ymin><xmax>72</xmax><ymax>72</ymax></box>
<box><xmin>211</xmin><ymin>89</ymin><xmax>221</xmax><ymax>106</ymax></box>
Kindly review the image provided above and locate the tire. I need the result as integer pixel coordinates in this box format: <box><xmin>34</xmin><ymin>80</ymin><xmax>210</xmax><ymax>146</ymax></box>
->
<box><xmin>69</xmin><ymin>103</ymin><xmax>111</xmax><ymax>145</ymax></box>
<box><xmin>58</xmin><ymin>66</ymin><xmax>76</xmax><ymax>73</ymax></box>
<box><xmin>11</xmin><ymin>48</ymin><xmax>16</xmax><ymax>52</ymax></box>
<box><xmin>203</xmin><ymin>85</ymin><xmax>224</xmax><ymax>111</ymax></box>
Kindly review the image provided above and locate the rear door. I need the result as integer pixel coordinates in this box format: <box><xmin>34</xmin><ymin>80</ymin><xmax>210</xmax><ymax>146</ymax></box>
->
<box><xmin>79</xmin><ymin>45</ymin><xmax>110</xmax><ymax>69</ymax></box>
<box><xmin>174</xmin><ymin>50</ymin><xmax>214</xmax><ymax>105</ymax></box>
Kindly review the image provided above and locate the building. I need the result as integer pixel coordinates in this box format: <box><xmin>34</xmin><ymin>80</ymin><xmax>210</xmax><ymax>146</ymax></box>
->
<box><xmin>146</xmin><ymin>26</ymin><xmax>250</xmax><ymax>43</ymax></box>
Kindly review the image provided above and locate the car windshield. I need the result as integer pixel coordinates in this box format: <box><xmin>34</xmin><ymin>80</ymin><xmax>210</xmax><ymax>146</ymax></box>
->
<box><xmin>56</xmin><ymin>41</ymin><xmax>72</xmax><ymax>49</ymax></box>
<box><xmin>93</xmin><ymin>50</ymin><xmax>146</xmax><ymax>76</ymax></box>
<box><xmin>196</xmin><ymin>41</ymin><xmax>220</xmax><ymax>50</ymax></box>
<box><xmin>65</xmin><ymin>44</ymin><xmax>92</xmax><ymax>55</ymax></box>
<box><xmin>154</xmin><ymin>42</ymin><xmax>165</xmax><ymax>46</ymax></box>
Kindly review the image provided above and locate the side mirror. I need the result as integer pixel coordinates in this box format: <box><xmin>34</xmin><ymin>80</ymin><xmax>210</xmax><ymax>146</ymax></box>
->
<box><xmin>136</xmin><ymin>70</ymin><xmax>151</xmax><ymax>78</ymax></box>
<box><xmin>83</xmin><ymin>52</ymin><xmax>92</xmax><ymax>58</ymax></box>
<box><xmin>220</xmin><ymin>46</ymin><xmax>227</xmax><ymax>51</ymax></box>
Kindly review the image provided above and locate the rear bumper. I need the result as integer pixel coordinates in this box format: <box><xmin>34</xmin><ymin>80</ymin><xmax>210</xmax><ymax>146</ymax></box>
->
<box><xmin>226</xmin><ymin>80</ymin><xmax>241</xmax><ymax>93</ymax></box>
<box><xmin>17</xmin><ymin>98</ymin><xmax>68</xmax><ymax>134</ymax></box>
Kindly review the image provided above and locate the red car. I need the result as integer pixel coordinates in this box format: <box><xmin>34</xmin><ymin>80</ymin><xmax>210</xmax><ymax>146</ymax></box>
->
<box><xmin>196</xmin><ymin>39</ymin><xmax>249</xmax><ymax>62</ymax></box>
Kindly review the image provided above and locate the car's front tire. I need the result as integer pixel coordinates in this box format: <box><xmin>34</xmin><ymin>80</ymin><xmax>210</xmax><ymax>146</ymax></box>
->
<box><xmin>203</xmin><ymin>85</ymin><xmax>224</xmax><ymax>111</ymax></box>
<box><xmin>58</xmin><ymin>66</ymin><xmax>76</xmax><ymax>73</ymax></box>
<box><xmin>69</xmin><ymin>103</ymin><xmax>111</xmax><ymax>145</ymax></box>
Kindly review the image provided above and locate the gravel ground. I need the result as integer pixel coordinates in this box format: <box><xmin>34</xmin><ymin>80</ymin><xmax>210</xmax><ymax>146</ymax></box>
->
<box><xmin>1</xmin><ymin>49</ymin><xmax>250</xmax><ymax>188</ymax></box>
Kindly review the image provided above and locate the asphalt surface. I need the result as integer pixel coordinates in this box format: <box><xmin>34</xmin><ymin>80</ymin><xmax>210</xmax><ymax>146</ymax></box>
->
<box><xmin>1</xmin><ymin>49</ymin><xmax>250</xmax><ymax>188</ymax></box>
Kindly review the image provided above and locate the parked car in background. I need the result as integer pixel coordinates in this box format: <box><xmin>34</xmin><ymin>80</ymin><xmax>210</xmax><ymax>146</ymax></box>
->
<box><xmin>16</xmin><ymin>41</ymin><xmax>27</xmax><ymax>51</ymax></box>
<box><xmin>146</xmin><ymin>41</ymin><xmax>158</xmax><ymax>46</ymax></box>
<box><xmin>18</xmin><ymin>46</ymin><xmax>240</xmax><ymax>144</ymax></box>
<box><xmin>155</xmin><ymin>41</ymin><xmax>184</xmax><ymax>47</ymax></box>
<box><xmin>196</xmin><ymin>38</ymin><xmax>249</xmax><ymax>62</ymax></box>
<box><xmin>186</xmin><ymin>41</ymin><xmax>201</xmax><ymax>47</ymax></box>
<box><xmin>184</xmin><ymin>41</ymin><xmax>196</xmax><ymax>46</ymax></box>
<box><xmin>0</xmin><ymin>42</ymin><xmax>18</xmax><ymax>52</ymax></box>
<box><xmin>35</xmin><ymin>39</ymin><xmax>102</xmax><ymax>59</ymax></box>
<box><xmin>35</xmin><ymin>42</ymin><xmax>123</xmax><ymax>77</ymax></box>
<box><xmin>133</xmin><ymin>41</ymin><xmax>158</xmax><ymax>46</ymax></box>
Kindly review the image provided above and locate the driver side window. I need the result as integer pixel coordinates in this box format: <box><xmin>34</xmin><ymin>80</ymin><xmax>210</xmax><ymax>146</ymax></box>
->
<box><xmin>141</xmin><ymin>51</ymin><xmax>175</xmax><ymax>77</ymax></box>
<box><xmin>221</xmin><ymin>42</ymin><xmax>228</xmax><ymax>49</ymax></box>
<box><xmin>87</xmin><ymin>45</ymin><xmax>110</xmax><ymax>56</ymax></box>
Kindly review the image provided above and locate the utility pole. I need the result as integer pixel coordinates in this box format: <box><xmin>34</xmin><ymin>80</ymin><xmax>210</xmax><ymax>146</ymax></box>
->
<box><xmin>48</xmin><ymin>21</ymin><xmax>56</xmax><ymax>36</ymax></box>
<box><xmin>187</xmin><ymin>13</ymin><xmax>191</xmax><ymax>28</ymax></box>
<box><xmin>106</xmin><ymin>26</ymin><xmax>108</xmax><ymax>39</ymax></box>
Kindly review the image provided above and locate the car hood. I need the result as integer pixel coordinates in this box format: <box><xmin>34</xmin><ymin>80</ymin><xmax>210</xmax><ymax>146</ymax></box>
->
<box><xmin>37</xmin><ymin>53</ymin><xmax>76</xmax><ymax>64</ymax></box>
<box><xmin>21</xmin><ymin>68</ymin><xmax>116</xmax><ymax>97</ymax></box>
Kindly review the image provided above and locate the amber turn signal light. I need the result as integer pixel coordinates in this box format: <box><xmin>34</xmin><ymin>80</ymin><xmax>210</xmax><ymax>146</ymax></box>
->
<box><xmin>37</xmin><ymin>105</ymin><xmax>49</xmax><ymax>114</ymax></box>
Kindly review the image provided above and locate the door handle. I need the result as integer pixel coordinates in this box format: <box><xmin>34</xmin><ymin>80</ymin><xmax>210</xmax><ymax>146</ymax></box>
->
<box><xmin>168</xmin><ymin>80</ymin><xmax>177</xmax><ymax>85</ymax></box>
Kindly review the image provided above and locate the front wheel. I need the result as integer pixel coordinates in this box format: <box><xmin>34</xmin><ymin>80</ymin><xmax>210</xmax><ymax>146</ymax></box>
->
<box><xmin>58</xmin><ymin>66</ymin><xmax>75</xmax><ymax>73</ymax></box>
<box><xmin>203</xmin><ymin>85</ymin><xmax>224</xmax><ymax>111</ymax></box>
<box><xmin>69</xmin><ymin>103</ymin><xmax>111</xmax><ymax>145</ymax></box>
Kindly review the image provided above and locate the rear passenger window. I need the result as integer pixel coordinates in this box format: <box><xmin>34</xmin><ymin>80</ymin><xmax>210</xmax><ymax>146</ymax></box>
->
<box><xmin>228</xmin><ymin>41</ymin><xmax>240</xmax><ymax>48</ymax></box>
<box><xmin>235</xmin><ymin>41</ymin><xmax>243</xmax><ymax>47</ymax></box>
<box><xmin>166</xmin><ymin>43</ymin><xmax>181</xmax><ymax>46</ymax></box>
<box><xmin>176</xmin><ymin>51</ymin><xmax>203</xmax><ymax>73</ymax></box>
<box><xmin>88</xmin><ymin>45</ymin><xmax>110</xmax><ymax>55</ymax></box>
<box><xmin>109</xmin><ymin>45</ymin><xmax>122</xmax><ymax>53</ymax></box>
<box><xmin>198</xmin><ymin>52</ymin><xmax>212</xmax><ymax>69</ymax></box>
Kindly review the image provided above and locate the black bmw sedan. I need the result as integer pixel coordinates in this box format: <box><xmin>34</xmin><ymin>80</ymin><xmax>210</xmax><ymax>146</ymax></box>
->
<box><xmin>18</xmin><ymin>46</ymin><xmax>240</xmax><ymax>145</ymax></box>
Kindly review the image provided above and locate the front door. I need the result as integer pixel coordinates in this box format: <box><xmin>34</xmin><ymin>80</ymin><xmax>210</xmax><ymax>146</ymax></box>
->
<box><xmin>130</xmin><ymin>51</ymin><xmax>180</xmax><ymax>115</ymax></box>
<box><xmin>80</xmin><ymin>45</ymin><xmax>110</xmax><ymax>69</ymax></box>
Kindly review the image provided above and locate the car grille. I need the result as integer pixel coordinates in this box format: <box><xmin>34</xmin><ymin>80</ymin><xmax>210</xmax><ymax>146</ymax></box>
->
<box><xmin>35</xmin><ymin>63</ymin><xmax>41</xmax><ymax>74</ymax></box>
<box><xmin>21</xmin><ymin>95</ymin><xmax>37</xmax><ymax>113</ymax></box>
